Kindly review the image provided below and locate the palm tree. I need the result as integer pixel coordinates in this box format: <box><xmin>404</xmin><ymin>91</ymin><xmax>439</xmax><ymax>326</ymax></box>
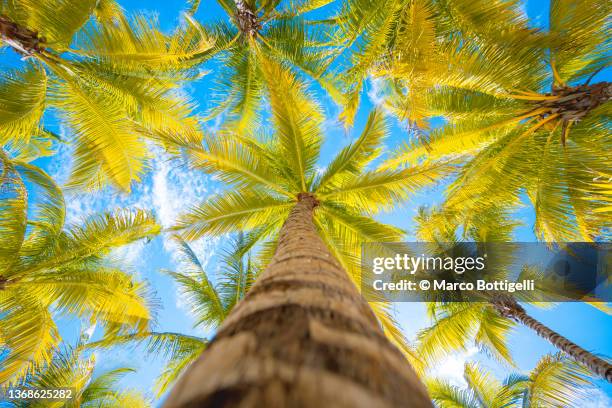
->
<box><xmin>427</xmin><ymin>353</ymin><xmax>592</xmax><ymax>407</ymax></box>
<box><xmin>326</xmin><ymin>0</ymin><xmax>546</xmax><ymax>127</ymax></box>
<box><xmin>159</xmin><ymin>61</ymin><xmax>452</xmax><ymax>407</ymax></box>
<box><xmin>5</xmin><ymin>346</ymin><xmax>150</xmax><ymax>408</ymax></box>
<box><xmin>190</xmin><ymin>0</ymin><xmax>342</xmax><ymax>131</ymax></box>
<box><xmin>87</xmin><ymin>234</ymin><xmax>258</xmax><ymax>397</ymax></box>
<box><xmin>0</xmin><ymin>0</ymin><xmax>212</xmax><ymax>191</ymax></box>
<box><xmin>414</xmin><ymin>206</ymin><xmax>612</xmax><ymax>382</ymax></box>
<box><xmin>381</xmin><ymin>0</ymin><xmax>611</xmax><ymax>241</ymax></box>
<box><xmin>0</xmin><ymin>152</ymin><xmax>160</xmax><ymax>385</ymax></box>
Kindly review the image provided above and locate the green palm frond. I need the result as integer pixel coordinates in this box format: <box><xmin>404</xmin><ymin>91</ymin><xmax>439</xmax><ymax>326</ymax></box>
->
<box><xmin>153</xmin><ymin>345</ymin><xmax>203</xmax><ymax>398</ymax></box>
<box><xmin>22</xmin><ymin>266</ymin><xmax>154</xmax><ymax>333</ymax></box>
<box><xmin>0</xmin><ymin>153</ymin><xmax>27</xmax><ymax>276</ymax></box>
<box><xmin>314</xmin><ymin>108</ymin><xmax>387</xmax><ymax>191</ymax></box>
<box><xmin>549</xmin><ymin>0</ymin><xmax>610</xmax><ymax>84</ymax></box>
<box><xmin>8</xmin><ymin>346</ymin><xmax>150</xmax><ymax>408</ymax></box>
<box><xmin>0</xmin><ymin>4</ymin><xmax>207</xmax><ymax>190</ymax></box>
<box><xmin>1</xmin><ymin>0</ymin><xmax>98</xmax><ymax>49</ymax></box>
<box><xmin>463</xmin><ymin>363</ymin><xmax>501</xmax><ymax>408</ymax></box>
<box><xmin>417</xmin><ymin>302</ymin><xmax>483</xmax><ymax>365</ymax></box>
<box><xmin>74</xmin><ymin>13</ymin><xmax>215</xmax><ymax>72</ymax></box>
<box><xmin>426</xmin><ymin>377</ymin><xmax>481</xmax><ymax>408</ymax></box>
<box><xmin>319</xmin><ymin>160</ymin><xmax>456</xmax><ymax>213</ymax></box>
<box><xmin>47</xmin><ymin>70</ymin><xmax>148</xmax><ymax>191</ymax></box>
<box><xmin>0</xmin><ymin>294</ymin><xmax>59</xmax><ymax>386</ymax></box>
<box><xmin>0</xmin><ymin>65</ymin><xmax>46</xmax><ymax>145</ymax></box>
<box><xmin>175</xmin><ymin>190</ymin><xmax>292</xmax><ymax>240</ymax></box>
<box><xmin>521</xmin><ymin>352</ymin><xmax>592</xmax><ymax>407</ymax></box>
<box><xmin>13</xmin><ymin>160</ymin><xmax>65</xmax><ymax>240</ymax></box>
<box><xmin>26</xmin><ymin>209</ymin><xmax>160</xmax><ymax>271</ymax></box>
<box><xmin>93</xmin><ymin>0</ymin><xmax>124</xmax><ymax>24</ymax></box>
<box><xmin>260</xmin><ymin>58</ymin><xmax>323</xmax><ymax>191</ymax></box>
<box><xmin>87</xmin><ymin>331</ymin><xmax>205</xmax><ymax>362</ymax></box>
<box><xmin>185</xmin><ymin>132</ymin><xmax>292</xmax><ymax>196</ymax></box>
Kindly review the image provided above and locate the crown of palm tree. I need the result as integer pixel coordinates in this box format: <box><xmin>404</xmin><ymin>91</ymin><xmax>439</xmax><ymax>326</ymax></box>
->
<box><xmin>326</xmin><ymin>0</ymin><xmax>547</xmax><ymax>127</ymax></box>
<box><xmin>0</xmin><ymin>152</ymin><xmax>160</xmax><ymax>385</ymax></box>
<box><xmin>377</xmin><ymin>0</ymin><xmax>610</xmax><ymax>242</ymax></box>
<box><xmin>427</xmin><ymin>354</ymin><xmax>592</xmax><ymax>408</ymax></box>
<box><xmin>0</xmin><ymin>0</ymin><xmax>213</xmax><ymax>191</ymax></box>
<box><xmin>413</xmin><ymin>205</ymin><xmax>612</xmax><ymax>379</ymax></box>
<box><xmin>160</xmin><ymin>60</ymin><xmax>455</xmax><ymax>367</ymax></box>
<box><xmin>193</xmin><ymin>0</ymin><xmax>344</xmax><ymax>131</ymax></box>
<box><xmin>8</xmin><ymin>346</ymin><xmax>150</xmax><ymax>408</ymax></box>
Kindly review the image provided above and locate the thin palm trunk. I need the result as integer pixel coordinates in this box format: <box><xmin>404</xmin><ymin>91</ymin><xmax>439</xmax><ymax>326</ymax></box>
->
<box><xmin>492</xmin><ymin>295</ymin><xmax>612</xmax><ymax>382</ymax></box>
<box><xmin>164</xmin><ymin>193</ymin><xmax>432</xmax><ymax>407</ymax></box>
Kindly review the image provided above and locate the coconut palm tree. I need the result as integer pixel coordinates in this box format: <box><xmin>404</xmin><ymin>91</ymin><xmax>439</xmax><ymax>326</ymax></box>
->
<box><xmin>414</xmin><ymin>206</ymin><xmax>612</xmax><ymax>382</ymax></box>
<box><xmin>157</xmin><ymin>60</ymin><xmax>454</xmax><ymax>407</ymax></box>
<box><xmin>191</xmin><ymin>0</ymin><xmax>343</xmax><ymax>131</ymax></box>
<box><xmin>87</xmin><ymin>234</ymin><xmax>258</xmax><ymax>397</ymax></box>
<box><xmin>0</xmin><ymin>152</ymin><xmax>160</xmax><ymax>385</ymax></box>
<box><xmin>427</xmin><ymin>353</ymin><xmax>592</xmax><ymax>407</ymax></box>
<box><xmin>381</xmin><ymin>0</ymin><xmax>611</xmax><ymax>241</ymax></box>
<box><xmin>5</xmin><ymin>346</ymin><xmax>150</xmax><ymax>408</ymax></box>
<box><xmin>0</xmin><ymin>0</ymin><xmax>213</xmax><ymax>191</ymax></box>
<box><xmin>327</xmin><ymin>0</ymin><xmax>546</xmax><ymax>127</ymax></box>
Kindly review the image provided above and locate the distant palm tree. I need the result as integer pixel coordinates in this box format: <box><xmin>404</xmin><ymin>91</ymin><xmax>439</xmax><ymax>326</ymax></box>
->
<box><xmin>427</xmin><ymin>353</ymin><xmax>592</xmax><ymax>407</ymax></box>
<box><xmin>159</xmin><ymin>61</ymin><xmax>451</xmax><ymax>407</ymax></box>
<box><xmin>190</xmin><ymin>0</ymin><xmax>342</xmax><ymax>131</ymax></box>
<box><xmin>88</xmin><ymin>234</ymin><xmax>258</xmax><ymax>397</ymax></box>
<box><xmin>414</xmin><ymin>206</ymin><xmax>612</xmax><ymax>382</ymax></box>
<box><xmin>6</xmin><ymin>346</ymin><xmax>150</xmax><ymax>408</ymax></box>
<box><xmin>0</xmin><ymin>152</ymin><xmax>159</xmax><ymax>385</ymax></box>
<box><xmin>381</xmin><ymin>0</ymin><xmax>610</xmax><ymax>241</ymax></box>
<box><xmin>0</xmin><ymin>0</ymin><xmax>212</xmax><ymax>190</ymax></box>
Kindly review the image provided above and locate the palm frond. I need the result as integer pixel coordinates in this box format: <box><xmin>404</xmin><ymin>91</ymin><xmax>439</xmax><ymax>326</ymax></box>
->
<box><xmin>314</xmin><ymin>108</ymin><xmax>387</xmax><ymax>191</ymax></box>
<box><xmin>47</xmin><ymin>70</ymin><xmax>149</xmax><ymax>191</ymax></box>
<box><xmin>521</xmin><ymin>352</ymin><xmax>592</xmax><ymax>407</ymax></box>
<box><xmin>0</xmin><ymin>64</ymin><xmax>46</xmax><ymax>146</ymax></box>
<box><xmin>0</xmin><ymin>153</ymin><xmax>27</xmax><ymax>276</ymax></box>
<box><xmin>175</xmin><ymin>189</ymin><xmax>292</xmax><ymax>240</ymax></box>
<box><xmin>549</xmin><ymin>0</ymin><xmax>610</xmax><ymax>84</ymax></box>
<box><xmin>426</xmin><ymin>377</ymin><xmax>481</xmax><ymax>408</ymax></box>
<box><xmin>260</xmin><ymin>57</ymin><xmax>323</xmax><ymax>190</ymax></box>
<box><xmin>0</xmin><ymin>293</ymin><xmax>60</xmax><ymax>385</ymax></box>
<box><xmin>320</xmin><ymin>160</ymin><xmax>455</xmax><ymax>213</ymax></box>
<box><xmin>74</xmin><ymin>13</ymin><xmax>215</xmax><ymax>72</ymax></box>
<box><xmin>3</xmin><ymin>0</ymin><xmax>97</xmax><ymax>49</ymax></box>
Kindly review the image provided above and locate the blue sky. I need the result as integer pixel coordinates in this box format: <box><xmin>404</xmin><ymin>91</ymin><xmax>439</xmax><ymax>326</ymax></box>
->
<box><xmin>1</xmin><ymin>0</ymin><xmax>610</xmax><ymax>406</ymax></box>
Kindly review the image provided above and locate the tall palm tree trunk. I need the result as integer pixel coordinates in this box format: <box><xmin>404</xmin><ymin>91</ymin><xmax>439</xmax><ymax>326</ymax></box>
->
<box><xmin>492</xmin><ymin>295</ymin><xmax>612</xmax><ymax>382</ymax></box>
<box><xmin>164</xmin><ymin>193</ymin><xmax>432</xmax><ymax>407</ymax></box>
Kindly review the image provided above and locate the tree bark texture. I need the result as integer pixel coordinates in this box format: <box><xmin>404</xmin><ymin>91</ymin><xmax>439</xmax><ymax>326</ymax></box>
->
<box><xmin>163</xmin><ymin>193</ymin><xmax>432</xmax><ymax>407</ymax></box>
<box><xmin>514</xmin><ymin>308</ymin><xmax>612</xmax><ymax>382</ymax></box>
<box><xmin>492</xmin><ymin>294</ymin><xmax>612</xmax><ymax>382</ymax></box>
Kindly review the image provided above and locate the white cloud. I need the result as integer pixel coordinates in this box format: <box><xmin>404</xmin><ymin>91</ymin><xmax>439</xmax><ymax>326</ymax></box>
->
<box><xmin>50</xmin><ymin>144</ymin><xmax>221</xmax><ymax>271</ymax></box>
<box><xmin>427</xmin><ymin>346</ymin><xmax>479</xmax><ymax>387</ymax></box>
<box><xmin>367</xmin><ymin>76</ymin><xmax>386</xmax><ymax>107</ymax></box>
<box><xmin>582</xmin><ymin>388</ymin><xmax>612</xmax><ymax>408</ymax></box>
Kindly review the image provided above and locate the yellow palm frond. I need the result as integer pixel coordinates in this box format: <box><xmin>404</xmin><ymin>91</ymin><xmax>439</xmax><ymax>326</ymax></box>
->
<box><xmin>175</xmin><ymin>189</ymin><xmax>293</xmax><ymax>240</ymax></box>
<box><xmin>0</xmin><ymin>293</ymin><xmax>60</xmax><ymax>385</ymax></box>
<box><xmin>48</xmin><ymin>72</ymin><xmax>148</xmax><ymax>191</ymax></box>
<box><xmin>260</xmin><ymin>57</ymin><xmax>323</xmax><ymax>190</ymax></box>
<box><xmin>315</xmin><ymin>108</ymin><xmax>387</xmax><ymax>191</ymax></box>
<box><xmin>320</xmin><ymin>160</ymin><xmax>456</xmax><ymax>213</ymax></box>
<box><xmin>0</xmin><ymin>65</ymin><xmax>46</xmax><ymax>146</ymax></box>
<box><xmin>2</xmin><ymin>0</ymin><xmax>97</xmax><ymax>50</ymax></box>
